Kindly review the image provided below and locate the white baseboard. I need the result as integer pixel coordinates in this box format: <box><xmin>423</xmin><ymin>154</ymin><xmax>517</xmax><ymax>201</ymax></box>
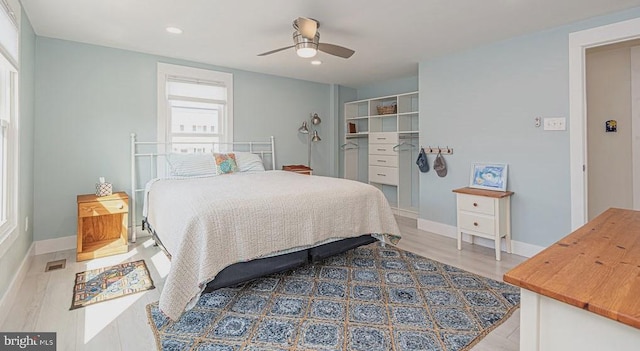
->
<box><xmin>509</xmin><ymin>240</ymin><xmax>545</xmax><ymax>258</ymax></box>
<box><xmin>417</xmin><ymin>218</ymin><xmax>458</xmax><ymax>237</ymax></box>
<box><xmin>417</xmin><ymin>218</ymin><xmax>545</xmax><ymax>258</ymax></box>
<box><xmin>34</xmin><ymin>235</ymin><xmax>76</xmax><ymax>255</ymax></box>
<box><xmin>0</xmin><ymin>241</ymin><xmax>35</xmax><ymax>327</ymax></box>
<box><xmin>393</xmin><ymin>208</ymin><xmax>419</xmax><ymax>219</ymax></box>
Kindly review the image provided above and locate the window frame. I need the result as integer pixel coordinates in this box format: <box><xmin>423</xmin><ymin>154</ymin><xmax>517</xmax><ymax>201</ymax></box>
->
<box><xmin>0</xmin><ymin>46</ymin><xmax>19</xmax><ymax>256</ymax></box>
<box><xmin>157</xmin><ymin>63</ymin><xmax>233</xmax><ymax>157</ymax></box>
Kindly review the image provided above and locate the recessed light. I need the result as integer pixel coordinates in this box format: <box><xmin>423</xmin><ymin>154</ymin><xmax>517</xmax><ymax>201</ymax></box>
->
<box><xmin>166</xmin><ymin>27</ymin><xmax>183</xmax><ymax>34</ymax></box>
<box><xmin>311</xmin><ymin>60</ymin><xmax>322</xmax><ymax>65</ymax></box>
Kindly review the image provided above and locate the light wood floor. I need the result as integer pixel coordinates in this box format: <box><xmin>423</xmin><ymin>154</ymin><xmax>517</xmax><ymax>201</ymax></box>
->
<box><xmin>1</xmin><ymin>217</ymin><xmax>526</xmax><ymax>350</ymax></box>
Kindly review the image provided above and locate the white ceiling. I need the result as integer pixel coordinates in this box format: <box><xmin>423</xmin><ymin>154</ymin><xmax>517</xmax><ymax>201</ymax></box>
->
<box><xmin>20</xmin><ymin>0</ymin><xmax>640</xmax><ymax>87</ymax></box>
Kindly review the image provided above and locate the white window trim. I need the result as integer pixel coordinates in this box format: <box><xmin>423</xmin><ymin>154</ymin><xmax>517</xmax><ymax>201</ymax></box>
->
<box><xmin>0</xmin><ymin>56</ymin><xmax>19</xmax><ymax>258</ymax></box>
<box><xmin>0</xmin><ymin>0</ymin><xmax>20</xmax><ymax>69</ymax></box>
<box><xmin>157</xmin><ymin>63</ymin><xmax>233</xmax><ymax>150</ymax></box>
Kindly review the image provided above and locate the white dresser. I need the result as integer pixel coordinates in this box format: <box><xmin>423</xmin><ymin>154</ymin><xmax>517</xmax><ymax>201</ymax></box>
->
<box><xmin>368</xmin><ymin>132</ymin><xmax>399</xmax><ymax>186</ymax></box>
<box><xmin>453</xmin><ymin>187</ymin><xmax>514</xmax><ymax>260</ymax></box>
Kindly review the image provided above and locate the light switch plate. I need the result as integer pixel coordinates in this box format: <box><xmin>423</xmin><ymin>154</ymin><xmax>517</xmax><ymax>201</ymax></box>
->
<box><xmin>543</xmin><ymin>117</ymin><xmax>566</xmax><ymax>131</ymax></box>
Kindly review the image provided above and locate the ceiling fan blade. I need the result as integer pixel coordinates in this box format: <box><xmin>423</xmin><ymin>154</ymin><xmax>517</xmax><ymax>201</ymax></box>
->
<box><xmin>297</xmin><ymin>17</ymin><xmax>318</xmax><ymax>40</ymax></box>
<box><xmin>318</xmin><ymin>43</ymin><xmax>355</xmax><ymax>59</ymax></box>
<box><xmin>257</xmin><ymin>45</ymin><xmax>295</xmax><ymax>56</ymax></box>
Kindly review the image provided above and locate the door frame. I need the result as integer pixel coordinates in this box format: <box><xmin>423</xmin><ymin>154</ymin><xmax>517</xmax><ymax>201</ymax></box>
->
<box><xmin>569</xmin><ymin>17</ymin><xmax>640</xmax><ymax>230</ymax></box>
<box><xmin>631</xmin><ymin>47</ymin><xmax>640</xmax><ymax>210</ymax></box>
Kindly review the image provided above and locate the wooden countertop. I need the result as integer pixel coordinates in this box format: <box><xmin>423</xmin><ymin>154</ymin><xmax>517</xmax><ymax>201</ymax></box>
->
<box><xmin>504</xmin><ymin>208</ymin><xmax>640</xmax><ymax>329</ymax></box>
<box><xmin>77</xmin><ymin>192</ymin><xmax>128</xmax><ymax>203</ymax></box>
<box><xmin>452</xmin><ymin>187</ymin><xmax>514</xmax><ymax>198</ymax></box>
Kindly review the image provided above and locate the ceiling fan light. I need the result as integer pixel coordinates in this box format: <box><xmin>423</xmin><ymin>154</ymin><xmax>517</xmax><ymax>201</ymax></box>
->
<box><xmin>296</xmin><ymin>47</ymin><xmax>317</xmax><ymax>58</ymax></box>
<box><xmin>166</xmin><ymin>26</ymin><xmax>183</xmax><ymax>34</ymax></box>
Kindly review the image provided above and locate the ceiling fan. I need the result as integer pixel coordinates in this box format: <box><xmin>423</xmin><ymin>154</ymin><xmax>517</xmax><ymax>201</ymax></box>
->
<box><xmin>258</xmin><ymin>17</ymin><xmax>355</xmax><ymax>59</ymax></box>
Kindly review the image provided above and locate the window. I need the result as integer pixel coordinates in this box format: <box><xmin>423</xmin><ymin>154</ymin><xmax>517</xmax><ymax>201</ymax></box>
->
<box><xmin>157</xmin><ymin>63</ymin><xmax>233</xmax><ymax>155</ymax></box>
<box><xmin>0</xmin><ymin>0</ymin><xmax>19</xmax><ymax>249</ymax></box>
<box><xmin>0</xmin><ymin>58</ymin><xmax>17</xmax><ymax>227</ymax></box>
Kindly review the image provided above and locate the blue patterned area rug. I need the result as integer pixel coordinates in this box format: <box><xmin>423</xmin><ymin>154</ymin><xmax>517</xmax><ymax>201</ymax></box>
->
<box><xmin>146</xmin><ymin>243</ymin><xmax>520</xmax><ymax>351</ymax></box>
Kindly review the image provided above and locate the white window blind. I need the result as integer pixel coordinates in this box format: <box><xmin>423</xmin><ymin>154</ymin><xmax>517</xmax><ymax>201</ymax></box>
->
<box><xmin>0</xmin><ymin>0</ymin><xmax>18</xmax><ymax>67</ymax></box>
<box><xmin>167</xmin><ymin>77</ymin><xmax>227</xmax><ymax>102</ymax></box>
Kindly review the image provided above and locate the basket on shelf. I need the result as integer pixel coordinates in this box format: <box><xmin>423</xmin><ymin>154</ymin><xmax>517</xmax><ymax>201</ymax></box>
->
<box><xmin>376</xmin><ymin>104</ymin><xmax>397</xmax><ymax>115</ymax></box>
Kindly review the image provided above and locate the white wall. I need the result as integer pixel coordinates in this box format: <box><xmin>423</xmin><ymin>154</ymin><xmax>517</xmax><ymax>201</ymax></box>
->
<box><xmin>586</xmin><ymin>45</ymin><xmax>634</xmax><ymax>219</ymax></box>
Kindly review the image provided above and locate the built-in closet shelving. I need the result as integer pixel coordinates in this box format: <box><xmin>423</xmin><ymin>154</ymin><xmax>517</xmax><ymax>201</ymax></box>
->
<box><xmin>343</xmin><ymin>91</ymin><xmax>419</xmax><ymax>218</ymax></box>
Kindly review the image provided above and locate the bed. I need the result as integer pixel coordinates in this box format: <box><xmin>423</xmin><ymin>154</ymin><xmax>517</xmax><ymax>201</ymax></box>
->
<box><xmin>130</xmin><ymin>134</ymin><xmax>401</xmax><ymax>320</ymax></box>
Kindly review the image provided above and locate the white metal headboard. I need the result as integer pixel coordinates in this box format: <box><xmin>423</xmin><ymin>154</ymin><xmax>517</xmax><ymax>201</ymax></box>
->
<box><xmin>129</xmin><ymin>133</ymin><xmax>275</xmax><ymax>242</ymax></box>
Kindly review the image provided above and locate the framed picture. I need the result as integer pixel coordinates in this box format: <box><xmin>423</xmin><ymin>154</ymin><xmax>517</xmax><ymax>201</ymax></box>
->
<box><xmin>470</xmin><ymin>163</ymin><xmax>508</xmax><ymax>191</ymax></box>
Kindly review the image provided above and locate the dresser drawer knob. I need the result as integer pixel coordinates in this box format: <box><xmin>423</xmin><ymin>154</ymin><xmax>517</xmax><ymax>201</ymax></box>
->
<box><xmin>377</xmin><ymin>148</ymin><xmax>386</xmax><ymax>151</ymax></box>
<box><xmin>473</xmin><ymin>203</ymin><xmax>478</xmax><ymax>207</ymax></box>
<box><xmin>473</xmin><ymin>222</ymin><xmax>478</xmax><ymax>226</ymax></box>
<box><xmin>377</xmin><ymin>174</ymin><xmax>386</xmax><ymax>177</ymax></box>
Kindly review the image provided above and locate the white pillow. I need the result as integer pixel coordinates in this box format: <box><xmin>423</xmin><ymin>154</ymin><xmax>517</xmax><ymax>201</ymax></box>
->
<box><xmin>234</xmin><ymin>152</ymin><xmax>266</xmax><ymax>172</ymax></box>
<box><xmin>166</xmin><ymin>153</ymin><xmax>218</xmax><ymax>177</ymax></box>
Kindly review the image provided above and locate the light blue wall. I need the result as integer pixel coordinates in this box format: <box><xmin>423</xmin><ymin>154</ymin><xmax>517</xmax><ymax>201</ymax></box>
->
<box><xmin>419</xmin><ymin>7</ymin><xmax>640</xmax><ymax>247</ymax></box>
<box><xmin>337</xmin><ymin>85</ymin><xmax>357</xmax><ymax>178</ymax></box>
<box><xmin>356</xmin><ymin>75</ymin><xmax>418</xmax><ymax>100</ymax></box>
<box><xmin>33</xmin><ymin>38</ymin><xmax>333</xmax><ymax>241</ymax></box>
<box><xmin>0</xmin><ymin>9</ymin><xmax>36</xmax><ymax>300</ymax></box>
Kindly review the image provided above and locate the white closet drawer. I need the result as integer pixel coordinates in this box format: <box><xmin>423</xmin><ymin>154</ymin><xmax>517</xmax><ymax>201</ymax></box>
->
<box><xmin>369</xmin><ymin>132</ymin><xmax>398</xmax><ymax>145</ymax></box>
<box><xmin>368</xmin><ymin>144</ymin><xmax>397</xmax><ymax>156</ymax></box>
<box><xmin>369</xmin><ymin>155</ymin><xmax>398</xmax><ymax>167</ymax></box>
<box><xmin>457</xmin><ymin>194</ymin><xmax>495</xmax><ymax>215</ymax></box>
<box><xmin>458</xmin><ymin>213</ymin><xmax>496</xmax><ymax>235</ymax></box>
<box><xmin>369</xmin><ymin>166</ymin><xmax>398</xmax><ymax>185</ymax></box>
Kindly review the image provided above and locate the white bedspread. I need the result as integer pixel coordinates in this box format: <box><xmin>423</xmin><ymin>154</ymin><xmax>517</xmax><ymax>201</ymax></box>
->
<box><xmin>146</xmin><ymin>170</ymin><xmax>401</xmax><ymax>320</ymax></box>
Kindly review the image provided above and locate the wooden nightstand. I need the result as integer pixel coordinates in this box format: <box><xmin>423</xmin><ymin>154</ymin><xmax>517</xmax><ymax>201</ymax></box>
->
<box><xmin>282</xmin><ymin>164</ymin><xmax>313</xmax><ymax>175</ymax></box>
<box><xmin>452</xmin><ymin>187</ymin><xmax>513</xmax><ymax>261</ymax></box>
<box><xmin>76</xmin><ymin>192</ymin><xmax>129</xmax><ymax>261</ymax></box>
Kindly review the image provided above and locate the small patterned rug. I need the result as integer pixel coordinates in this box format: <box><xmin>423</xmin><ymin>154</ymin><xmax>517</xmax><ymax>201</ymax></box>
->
<box><xmin>71</xmin><ymin>259</ymin><xmax>155</xmax><ymax>310</ymax></box>
<box><xmin>146</xmin><ymin>243</ymin><xmax>519</xmax><ymax>351</ymax></box>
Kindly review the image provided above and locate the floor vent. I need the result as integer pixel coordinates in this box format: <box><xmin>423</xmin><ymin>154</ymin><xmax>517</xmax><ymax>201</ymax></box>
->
<box><xmin>45</xmin><ymin>259</ymin><xmax>66</xmax><ymax>272</ymax></box>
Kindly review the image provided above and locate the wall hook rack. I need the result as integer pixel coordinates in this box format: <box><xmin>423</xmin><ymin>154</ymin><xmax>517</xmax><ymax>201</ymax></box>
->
<box><xmin>422</xmin><ymin>146</ymin><xmax>453</xmax><ymax>155</ymax></box>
